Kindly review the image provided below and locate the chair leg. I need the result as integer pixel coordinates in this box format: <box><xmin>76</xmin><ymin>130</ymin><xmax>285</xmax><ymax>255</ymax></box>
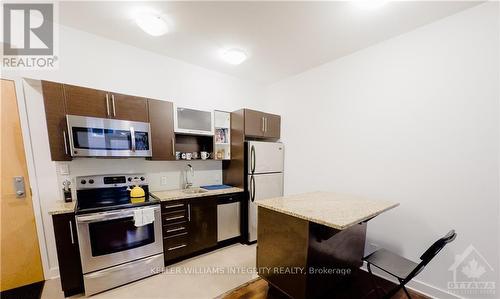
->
<box><xmin>401</xmin><ymin>285</ymin><xmax>412</xmax><ymax>299</ymax></box>
<box><xmin>363</xmin><ymin>263</ymin><xmax>383</xmax><ymax>299</ymax></box>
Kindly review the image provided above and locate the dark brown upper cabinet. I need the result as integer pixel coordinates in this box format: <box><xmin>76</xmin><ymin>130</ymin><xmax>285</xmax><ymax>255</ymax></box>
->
<box><xmin>148</xmin><ymin>99</ymin><xmax>175</xmax><ymax>160</ymax></box>
<box><xmin>63</xmin><ymin>84</ymin><xmax>109</xmax><ymax>118</ymax></box>
<box><xmin>244</xmin><ymin>109</ymin><xmax>266</xmax><ymax>138</ymax></box>
<box><xmin>108</xmin><ymin>93</ymin><xmax>149</xmax><ymax>122</ymax></box>
<box><xmin>243</xmin><ymin>109</ymin><xmax>281</xmax><ymax>139</ymax></box>
<box><xmin>42</xmin><ymin>81</ymin><xmax>72</xmax><ymax>161</ymax></box>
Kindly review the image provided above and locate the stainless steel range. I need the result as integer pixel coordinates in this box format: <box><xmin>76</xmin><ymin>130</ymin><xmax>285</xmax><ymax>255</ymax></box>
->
<box><xmin>75</xmin><ymin>174</ymin><xmax>163</xmax><ymax>296</ymax></box>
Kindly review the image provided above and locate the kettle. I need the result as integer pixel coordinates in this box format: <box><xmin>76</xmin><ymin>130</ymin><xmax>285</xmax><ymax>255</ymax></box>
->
<box><xmin>130</xmin><ymin>183</ymin><xmax>146</xmax><ymax>203</ymax></box>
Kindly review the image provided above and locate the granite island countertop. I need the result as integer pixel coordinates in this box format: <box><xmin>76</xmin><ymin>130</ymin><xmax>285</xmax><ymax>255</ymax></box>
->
<box><xmin>150</xmin><ymin>187</ymin><xmax>244</xmax><ymax>202</ymax></box>
<box><xmin>255</xmin><ymin>191</ymin><xmax>399</xmax><ymax>230</ymax></box>
<box><xmin>48</xmin><ymin>201</ymin><xmax>76</xmax><ymax>215</ymax></box>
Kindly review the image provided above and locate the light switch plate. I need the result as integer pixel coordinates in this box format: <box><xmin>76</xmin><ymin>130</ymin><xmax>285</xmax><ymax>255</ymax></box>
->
<box><xmin>59</xmin><ymin>164</ymin><xmax>70</xmax><ymax>175</ymax></box>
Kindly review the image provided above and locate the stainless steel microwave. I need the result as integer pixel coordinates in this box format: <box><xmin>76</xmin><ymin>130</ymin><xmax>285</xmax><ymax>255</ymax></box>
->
<box><xmin>66</xmin><ymin>115</ymin><xmax>152</xmax><ymax>157</ymax></box>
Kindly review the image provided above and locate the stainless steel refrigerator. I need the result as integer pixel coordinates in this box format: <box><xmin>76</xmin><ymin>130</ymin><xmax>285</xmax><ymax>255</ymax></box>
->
<box><xmin>247</xmin><ymin>141</ymin><xmax>284</xmax><ymax>242</ymax></box>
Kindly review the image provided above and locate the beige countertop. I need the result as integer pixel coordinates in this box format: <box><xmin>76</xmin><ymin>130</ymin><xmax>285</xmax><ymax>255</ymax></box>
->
<box><xmin>255</xmin><ymin>191</ymin><xmax>399</xmax><ymax>230</ymax></box>
<box><xmin>48</xmin><ymin>201</ymin><xmax>76</xmax><ymax>215</ymax></box>
<box><xmin>150</xmin><ymin>187</ymin><xmax>244</xmax><ymax>202</ymax></box>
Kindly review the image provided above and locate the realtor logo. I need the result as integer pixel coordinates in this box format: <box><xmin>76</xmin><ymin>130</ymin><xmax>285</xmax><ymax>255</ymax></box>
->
<box><xmin>3</xmin><ymin>3</ymin><xmax>53</xmax><ymax>55</ymax></box>
<box><xmin>2</xmin><ymin>2</ymin><xmax>58</xmax><ymax>69</ymax></box>
<box><xmin>448</xmin><ymin>245</ymin><xmax>496</xmax><ymax>296</ymax></box>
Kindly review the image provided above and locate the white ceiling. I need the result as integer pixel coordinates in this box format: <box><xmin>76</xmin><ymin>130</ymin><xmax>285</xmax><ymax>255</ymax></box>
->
<box><xmin>58</xmin><ymin>1</ymin><xmax>481</xmax><ymax>84</ymax></box>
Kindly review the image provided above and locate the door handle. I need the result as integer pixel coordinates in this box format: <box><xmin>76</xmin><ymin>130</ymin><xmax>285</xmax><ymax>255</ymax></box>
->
<box><xmin>250</xmin><ymin>145</ymin><xmax>256</xmax><ymax>173</ymax></box>
<box><xmin>105</xmin><ymin>94</ymin><xmax>110</xmax><ymax>117</ymax></box>
<box><xmin>13</xmin><ymin>176</ymin><xmax>25</xmax><ymax>198</ymax></box>
<box><xmin>111</xmin><ymin>94</ymin><xmax>116</xmax><ymax>117</ymax></box>
<box><xmin>130</xmin><ymin>127</ymin><xmax>136</xmax><ymax>152</ymax></box>
<box><xmin>261</xmin><ymin>117</ymin><xmax>265</xmax><ymax>132</ymax></box>
<box><xmin>62</xmin><ymin>130</ymin><xmax>69</xmax><ymax>155</ymax></box>
<box><xmin>264</xmin><ymin>117</ymin><xmax>267</xmax><ymax>132</ymax></box>
<box><xmin>250</xmin><ymin>175</ymin><xmax>255</xmax><ymax>202</ymax></box>
<box><xmin>69</xmin><ymin>220</ymin><xmax>75</xmax><ymax>244</ymax></box>
<box><xmin>171</xmin><ymin>138</ymin><xmax>175</xmax><ymax>156</ymax></box>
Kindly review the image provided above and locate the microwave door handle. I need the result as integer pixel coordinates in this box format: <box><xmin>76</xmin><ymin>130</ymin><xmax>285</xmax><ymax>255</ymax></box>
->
<box><xmin>130</xmin><ymin>127</ymin><xmax>136</xmax><ymax>152</ymax></box>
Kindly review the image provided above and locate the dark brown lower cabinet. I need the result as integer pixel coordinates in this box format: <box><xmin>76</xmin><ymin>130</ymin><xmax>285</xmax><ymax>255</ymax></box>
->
<box><xmin>52</xmin><ymin>213</ymin><xmax>84</xmax><ymax>297</ymax></box>
<box><xmin>162</xmin><ymin>197</ymin><xmax>217</xmax><ymax>264</ymax></box>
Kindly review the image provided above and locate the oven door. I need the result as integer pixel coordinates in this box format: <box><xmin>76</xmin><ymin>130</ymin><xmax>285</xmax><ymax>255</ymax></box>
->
<box><xmin>76</xmin><ymin>205</ymin><xmax>162</xmax><ymax>273</ymax></box>
<box><xmin>67</xmin><ymin>115</ymin><xmax>152</xmax><ymax>157</ymax></box>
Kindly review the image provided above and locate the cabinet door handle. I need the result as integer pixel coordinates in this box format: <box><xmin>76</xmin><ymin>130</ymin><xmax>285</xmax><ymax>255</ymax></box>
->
<box><xmin>166</xmin><ymin>227</ymin><xmax>185</xmax><ymax>233</ymax></box>
<box><xmin>62</xmin><ymin>130</ymin><xmax>69</xmax><ymax>155</ymax></box>
<box><xmin>111</xmin><ymin>94</ymin><xmax>116</xmax><ymax>117</ymax></box>
<box><xmin>164</xmin><ymin>203</ymin><xmax>184</xmax><ymax>209</ymax></box>
<box><xmin>264</xmin><ymin>117</ymin><xmax>268</xmax><ymax>132</ymax></box>
<box><xmin>105</xmin><ymin>94</ymin><xmax>110</xmax><ymax>117</ymax></box>
<box><xmin>168</xmin><ymin>244</ymin><xmax>187</xmax><ymax>251</ymax></box>
<box><xmin>165</xmin><ymin>215</ymin><xmax>184</xmax><ymax>221</ymax></box>
<box><xmin>261</xmin><ymin>117</ymin><xmax>265</xmax><ymax>132</ymax></box>
<box><xmin>187</xmin><ymin>204</ymin><xmax>191</xmax><ymax>221</ymax></box>
<box><xmin>69</xmin><ymin>220</ymin><xmax>75</xmax><ymax>244</ymax></box>
<box><xmin>171</xmin><ymin>138</ymin><xmax>175</xmax><ymax>156</ymax></box>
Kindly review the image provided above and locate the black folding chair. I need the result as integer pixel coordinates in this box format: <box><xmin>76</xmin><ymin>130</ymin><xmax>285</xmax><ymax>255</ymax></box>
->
<box><xmin>363</xmin><ymin>230</ymin><xmax>457</xmax><ymax>299</ymax></box>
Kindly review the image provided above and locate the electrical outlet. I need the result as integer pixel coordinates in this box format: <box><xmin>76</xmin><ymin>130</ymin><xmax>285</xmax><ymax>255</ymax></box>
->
<box><xmin>160</xmin><ymin>176</ymin><xmax>167</xmax><ymax>185</ymax></box>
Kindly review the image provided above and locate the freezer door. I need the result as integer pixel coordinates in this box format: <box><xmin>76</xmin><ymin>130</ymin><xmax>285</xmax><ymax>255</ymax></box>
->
<box><xmin>248</xmin><ymin>172</ymin><xmax>284</xmax><ymax>242</ymax></box>
<box><xmin>247</xmin><ymin>141</ymin><xmax>284</xmax><ymax>174</ymax></box>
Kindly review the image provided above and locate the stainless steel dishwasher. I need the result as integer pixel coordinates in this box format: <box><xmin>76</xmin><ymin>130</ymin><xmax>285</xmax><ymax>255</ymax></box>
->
<box><xmin>217</xmin><ymin>194</ymin><xmax>241</xmax><ymax>242</ymax></box>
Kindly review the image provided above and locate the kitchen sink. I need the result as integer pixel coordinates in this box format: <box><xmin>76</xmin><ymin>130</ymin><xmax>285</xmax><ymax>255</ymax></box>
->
<box><xmin>182</xmin><ymin>188</ymin><xmax>208</xmax><ymax>194</ymax></box>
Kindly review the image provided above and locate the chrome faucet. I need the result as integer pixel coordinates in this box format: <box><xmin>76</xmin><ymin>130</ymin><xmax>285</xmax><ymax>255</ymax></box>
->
<box><xmin>184</xmin><ymin>164</ymin><xmax>194</xmax><ymax>189</ymax></box>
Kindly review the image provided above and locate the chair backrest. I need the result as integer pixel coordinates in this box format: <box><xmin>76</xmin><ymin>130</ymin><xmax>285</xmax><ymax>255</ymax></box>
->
<box><xmin>406</xmin><ymin>230</ymin><xmax>457</xmax><ymax>280</ymax></box>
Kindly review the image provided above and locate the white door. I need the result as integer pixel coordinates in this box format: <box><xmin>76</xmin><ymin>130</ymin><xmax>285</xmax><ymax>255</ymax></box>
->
<box><xmin>248</xmin><ymin>172</ymin><xmax>284</xmax><ymax>242</ymax></box>
<box><xmin>248</xmin><ymin>141</ymin><xmax>284</xmax><ymax>174</ymax></box>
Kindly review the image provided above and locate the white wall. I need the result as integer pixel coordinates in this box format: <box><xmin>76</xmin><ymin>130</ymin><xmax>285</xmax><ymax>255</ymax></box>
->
<box><xmin>4</xmin><ymin>23</ymin><xmax>265</xmax><ymax>278</ymax></box>
<box><xmin>264</xmin><ymin>3</ymin><xmax>499</xmax><ymax>298</ymax></box>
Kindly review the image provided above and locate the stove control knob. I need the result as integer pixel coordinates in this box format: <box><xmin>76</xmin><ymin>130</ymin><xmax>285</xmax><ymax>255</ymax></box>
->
<box><xmin>127</xmin><ymin>177</ymin><xmax>132</xmax><ymax>182</ymax></box>
<box><xmin>80</xmin><ymin>179</ymin><xmax>86</xmax><ymax>185</ymax></box>
<box><xmin>140</xmin><ymin>176</ymin><xmax>145</xmax><ymax>181</ymax></box>
<box><xmin>134</xmin><ymin>177</ymin><xmax>139</xmax><ymax>180</ymax></box>
<box><xmin>88</xmin><ymin>179</ymin><xmax>94</xmax><ymax>184</ymax></box>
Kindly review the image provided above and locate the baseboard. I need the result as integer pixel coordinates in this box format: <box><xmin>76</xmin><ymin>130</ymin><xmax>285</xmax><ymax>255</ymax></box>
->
<box><xmin>48</xmin><ymin>267</ymin><xmax>60</xmax><ymax>280</ymax></box>
<box><xmin>361</xmin><ymin>263</ymin><xmax>465</xmax><ymax>299</ymax></box>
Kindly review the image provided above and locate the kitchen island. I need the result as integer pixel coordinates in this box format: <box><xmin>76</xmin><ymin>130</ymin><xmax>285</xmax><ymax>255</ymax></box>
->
<box><xmin>255</xmin><ymin>192</ymin><xmax>399</xmax><ymax>299</ymax></box>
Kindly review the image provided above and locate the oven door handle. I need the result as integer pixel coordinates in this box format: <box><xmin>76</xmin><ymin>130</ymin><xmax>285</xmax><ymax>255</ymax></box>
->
<box><xmin>76</xmin><ymin>207</ymin><xmax>159</xmax><ymax>223</ymax></box>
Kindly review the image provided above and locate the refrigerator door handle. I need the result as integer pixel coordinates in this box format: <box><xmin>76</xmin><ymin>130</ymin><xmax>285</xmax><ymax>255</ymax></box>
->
<box><xmin>250</xmin><ymin>145</ymin><xmax>256</xmax><ymax>174</ymax></box>
<box><xmin>250</xmin><ymin>175</ymin><xmax>255</xmax><ymax>202</ymax></box>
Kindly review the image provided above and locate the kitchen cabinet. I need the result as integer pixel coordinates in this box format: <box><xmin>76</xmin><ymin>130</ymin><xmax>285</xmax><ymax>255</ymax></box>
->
<box><xmin>52</xmin><ymin>213</ymin><xmax>84</xmax><ymax>297</ymax></box>
<box><xmin>108</xmin><ymin>92</ymin><xmax>149</xmax><ymax>122</ymax></box>
<box><xmin>244</xmin><ymin>109</ymin><xmax>265</xmax><ymax>137</ymax></box>
<box><xmin>161</xmin><ymin>196</ymin><xmax>217</xmax><ymax>264</ymax></box>
<box><xmin>63</xmin><ymin>84</ymin><xmax>109</xmax><ymax>118</ymax></box>
<box><xmin>263</xmin><ymin>112</ymin><xmax>281</xmax><ymax>139</ymax></box>
<box><xmin>243</xmin><ymin>109</ymin><xmax>281</xmax><ymax>139</ymax></box>
<box><xmin>148</xmin><ymin>99</ymin><xmax>175</xmax><ymax>160</ymax></box>
<box><xmin>41</xmin><ymin>81</ymin><xmax>72</xmax><ymax>161</ymax></box>
<box><xmin>188</xmin><ymin>197</ymin><xmax>217</xmax><ymax>252</ymax></box>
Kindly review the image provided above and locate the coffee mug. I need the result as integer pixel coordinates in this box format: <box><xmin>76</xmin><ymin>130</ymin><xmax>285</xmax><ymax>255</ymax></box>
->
<box><xmin>175</xmin><ymin>151</ymin><xmax>181</xmax><ymax>160</ymax></box>
<box><xmin>186</xmin><ymin>152</ymin><xmax>192</xmax><ymax>160</ymax></box>
<box><xmin>201</xmin><ymin>151</ymin><xmax>209</xmax><ymax>160</ymax></box>
<box><xmin>181</xmin><ymin>153</ymin><xmax>186</xmax><ymax>160</ymax></box>
<box><xmin>192</xmin><ymin>152</ymin><xmax>199</xmax><ymax>159</ymax></box>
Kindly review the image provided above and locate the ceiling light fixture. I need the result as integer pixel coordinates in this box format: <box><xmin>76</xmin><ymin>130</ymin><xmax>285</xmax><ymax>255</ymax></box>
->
<box><xmin>354</xmin><ymin>0</ymin><xmax>388</xmax><ymax>9</ymax></box>
<box><xmin>220</xmin><ymin>48</ymin><xmax>248</xmax><ymax>65</ymax></box>
<box><xmin>135</xmin><ymin>12</ymin><xmax>168</xmax><ymax>36</ymax></box>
